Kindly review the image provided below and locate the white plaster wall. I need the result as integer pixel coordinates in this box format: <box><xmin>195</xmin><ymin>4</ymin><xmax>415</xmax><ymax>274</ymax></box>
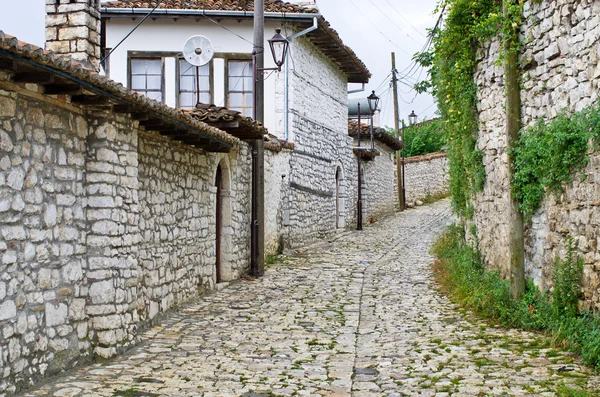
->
<box><xmin>104</xmin><ymin>18</ymin><xmax>282</xmax><ymax>134</ymax></box>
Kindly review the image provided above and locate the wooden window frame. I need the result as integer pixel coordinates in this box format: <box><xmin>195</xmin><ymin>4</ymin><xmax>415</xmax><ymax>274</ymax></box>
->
<box><xmin>175</xmin><ymin>56</ymin><xmax>214</xmax><ymax>108</ymax></box>
<box><xmin>220</xmin><ymin>53</ymin><xmax>253</xmax><ymax>116</ymax></box>
<box><xmin>127</xmin><ymin>51</ymin><xmax>172</xmax><ymax>104</ymax></box>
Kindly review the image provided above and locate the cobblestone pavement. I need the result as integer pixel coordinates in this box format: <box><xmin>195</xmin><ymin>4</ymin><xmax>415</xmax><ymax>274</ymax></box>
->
<box><xmin>20</xmin><ymin>200</ymin><xmax>600</xmax><ymax>396</ymax></box>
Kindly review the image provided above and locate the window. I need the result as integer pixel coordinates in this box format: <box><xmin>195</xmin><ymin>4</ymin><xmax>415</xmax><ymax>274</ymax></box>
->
<box><xmin>227</xmin><ymin>60</ymin><xmax>253</xmax><ymax>117</ymax></box>
<box><xmin>178</xmin><ymin>59</ymin><xmax>211</xmax><ymax>108</ymax></box>
<box><xmin>130</xmin><ymin>58</ymin><xmax>163</xmax><ymax>102</ymax></box>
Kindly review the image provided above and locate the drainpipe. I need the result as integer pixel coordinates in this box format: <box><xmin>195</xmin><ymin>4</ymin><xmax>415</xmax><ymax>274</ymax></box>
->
<box><xmin>284</xmin><ymin>17</ymin><xmax>318</xmax><ymax>141</ymax></box>
<box><xmin>347</xmin><ymin>83</ymin><xmax>365</xmax><ymax>94</ymax></box>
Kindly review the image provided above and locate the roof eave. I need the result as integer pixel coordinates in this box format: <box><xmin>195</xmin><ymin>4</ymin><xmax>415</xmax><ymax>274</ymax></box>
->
<box><xmin>101</xmin><ymin>8</ymin><xmax>371</xmax><ymax>83</ymax></box>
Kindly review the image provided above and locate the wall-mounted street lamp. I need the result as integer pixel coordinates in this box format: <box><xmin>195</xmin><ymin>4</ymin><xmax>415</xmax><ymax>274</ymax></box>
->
<box><xmin>250</xmin><ymin>28</ymin><xmax>289</xmax><ymax>277</ymax></box>
<box><xmin>408</xmin><ymin>110</ymin><xmax>418</xmax><ymax>126</ymax></box>
<box><xmin>367</xmin><ymin>90</ymin><xmax>379</xmax><ymax>151</ymax></box>
<box><xmin>253</xmin><ymin>28</ymin><xmax>290</xmax><ymax>119</ymax></box>
<box><xmin>268</xmin><ymin>28</ymin><xmax>289</xmax><ymax>72</ymax></box>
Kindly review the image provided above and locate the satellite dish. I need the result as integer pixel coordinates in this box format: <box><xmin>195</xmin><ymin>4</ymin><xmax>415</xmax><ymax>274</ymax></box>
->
<box><xmin>182</xmin><ymin>35</ymin><xmax>214</xmax><ymax>66</ymax></box>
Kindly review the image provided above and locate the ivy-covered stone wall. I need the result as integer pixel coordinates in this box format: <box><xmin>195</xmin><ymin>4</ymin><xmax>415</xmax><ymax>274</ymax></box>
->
<box><xmin>472</xmin><ymin>0</ymin><xmax>600</xmax><ymax>309</ymax></box>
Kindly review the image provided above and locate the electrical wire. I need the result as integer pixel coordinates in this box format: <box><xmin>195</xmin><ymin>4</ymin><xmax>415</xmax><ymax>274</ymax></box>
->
<box><xmin>347</xmin><ymin>0</ymin><xmax>412</xmax><ymax>56</ymax></box>
<box><xmin>197</xmin><ymin>11</ymin><xmax>263</xmax><ymax>49</ymax></box>
<box><xmin>381</xmin><ymin>0</ymin><xmax>427</xmax><ymax>38</ymax></box>
<box><xmin>365</xmin><ymin>0</ymin><xmax>424</xmax><ymax>46</ymax></box>
<box><xmin>101</xmin><ymin>0</ymin><xmax>167</xmax><ymax>64</ymax></box>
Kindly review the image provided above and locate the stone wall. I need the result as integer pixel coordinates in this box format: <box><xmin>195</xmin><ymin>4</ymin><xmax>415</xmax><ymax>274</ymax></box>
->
<box><xmin>264</xmin><ymin>148</ymin><xmax>291</xmax><ymax>255</ymax></box>
<box><xmin>361</xmin><ymin>142</ymin><xmax>398</xmax><ymax>221</ymax></box>
<box><xmin>0</xmin><ymin>87</ymin><xmax>90</xmax><ymax>393</ymax></box>
<box><xmin>0</xmin><ymin>80</ymin><xmax>251</xmax><ymax>394</ymax></box>
<box><xmin>283</xmin><ymin>35</ymin><xmax>358</xmax><ymax>248</ymax></box>
<box><xmin>137</xmin><ymin>132</ymin><xmax>251</xmax><ymax>322</ymax></box>
<box><xmin>472</xmin><ymin>0</ymin><xmax>600</xmax><ymax>307</ymax></box>
<box><xmin>403</xmin><ymin>153</ymin><xmax>449</xmax><ymax>207</ymax></box>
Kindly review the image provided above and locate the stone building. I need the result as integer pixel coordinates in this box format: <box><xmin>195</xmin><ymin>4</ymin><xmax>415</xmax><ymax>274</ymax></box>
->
<box><xmin>0</xmin><ymin>0</ymin><xmax>406</xmax><ymax>394</ymax></box>
<box><xmin>99</xmin><ymin>0</ymin><xmax>402</xmax><ymax>250</ymax></box>
<box><xmin>471</xmin><ymin>0</ymin><xmax>600</xmax><ymax>309</ymax></box>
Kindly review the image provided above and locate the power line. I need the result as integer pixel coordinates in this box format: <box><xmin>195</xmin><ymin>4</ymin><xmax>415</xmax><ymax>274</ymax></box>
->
<box><xmin>347</xmin><ymin>0</ymin><xmax>411</xmax><ymax>56</ymax></box>
<box><xmin>101</xmin><ymin>0</ymin><xmax>167</xmax><ymax>64</ymax></box>
<box><xmin>381</xmin><ymin>0</ymin><xmax>427</xmax><ymax>38</ymax></box>
<box><xmin>365</xmin><ymin>0</ymin><xmax>424</xmax><ymax>46</ymax></box>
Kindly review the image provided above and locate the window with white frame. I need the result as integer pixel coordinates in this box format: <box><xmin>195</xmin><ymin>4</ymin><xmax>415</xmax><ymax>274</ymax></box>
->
<box><xmin>178</xmin><ymin>59</ymin><xmax>211</xmax><ymax>108</ymax></box>
<box><xmin>130</xmin><ymin>58</ymin><xmax>163</xmax><ymax>102</ymax></box>
<box><xmin>227</xmin><ymin>60</ymin><xmax>253</xmax><ymax>117</ymax></box>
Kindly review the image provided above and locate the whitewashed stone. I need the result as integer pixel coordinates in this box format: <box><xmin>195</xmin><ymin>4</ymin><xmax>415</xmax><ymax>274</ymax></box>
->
<box><xmin>0</xmin><ymin>129</ymin><xmax>13</xmax><ymax>152</ymax></box>
<box><xmin>44</xmin><ymin>203</ymin><xmax>58</xmax><ymax>227</ymax></box>
<box><xmin>0</xmin><ymin>301</ymin><xmax>16</xmax><ymax>321</ymax></box>
<box><xmin>11</xmin><ymin>194</ymin><xmax>25</xmax><ymax>211</ymax></box>
<box><xmin>7</xmin><ymin>167</ymin><xmax>25</xmax><ymax>190</ymax></box>
<box><xmin>89</xmin><ymin>280</ymin><xmax>115</xmax><ymax>304</ymax></box>
<box><xmin>2</xmin><ymin>225</ymin><xmax>26</xmax><ymax>241</ymax></box>
<box><xmin>45</xmin><ymin>302</ymin><xmax>68</xmax><ymax>327</ymax></box>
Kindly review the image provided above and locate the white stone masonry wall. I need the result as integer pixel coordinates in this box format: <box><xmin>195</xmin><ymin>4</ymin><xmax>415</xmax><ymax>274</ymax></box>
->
<box><xmin>0</xmin><ymin>89</ymin><xmax>90</xmax><ymax>393</ymax></box>
<box><xmin>473</xmin><ymin>0</ymin><xmax>600</xmax><ymax>308</ymax></box>
<box><xmin>361</xmin><ymin>142</ymin><xmax>397</xmax><ymax>221</ymax></box>
<box><xmin>283</xmin><ymin>35</ymin><xmax>357</xmax><ymax>248</ymax></box>
<box><xmin>0</xmin><ymin>80</ymin><xmax>251</xmax><ymax>394</ymax></box>
<box><xmin>137</xmin><ymin>133</ymin><xmax>252</xmax><ymax>321</ymax></box>
<box><xmin>403</xmin><ymin>153</ymin><xmax>449</xmax><ymax>207</ymax></box>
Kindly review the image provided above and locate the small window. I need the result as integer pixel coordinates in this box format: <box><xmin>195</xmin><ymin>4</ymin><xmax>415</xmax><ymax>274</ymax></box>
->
<box><xmin>178</xmin><ymin>59</ymin><xmax>211</xmax><ymax>108</ymax></box>
<box><xmin>227</xmin><ymin>60</ymin><xmax>253</xmax><ymax>117</ymax></box>
<box><xmin>130</xmin><ymin>58</ymin><xmax>163</xmax><ymax>102</ymax></box>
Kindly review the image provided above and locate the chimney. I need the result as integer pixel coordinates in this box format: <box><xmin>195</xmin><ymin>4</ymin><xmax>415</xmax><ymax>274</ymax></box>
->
<box><xmin>45</xmin><ymin>0</ymin><xmax>101</xmax><ymax>72</ymax></box>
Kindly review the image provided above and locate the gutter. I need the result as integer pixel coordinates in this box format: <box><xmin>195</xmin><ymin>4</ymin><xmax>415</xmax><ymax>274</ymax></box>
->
<box><xmin>101</xmin><ymin>8</ymin><xmax>322</xmax><ymax>20</ymax></box>
<box><xmin>284</xmin><ymin>17</ymin><xmax>318</xmax><ymax>141</ymax></box>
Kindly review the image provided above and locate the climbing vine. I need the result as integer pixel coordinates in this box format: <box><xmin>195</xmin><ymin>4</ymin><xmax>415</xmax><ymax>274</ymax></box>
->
<box><xmin>415</xmin><ymin>0</ymin><xmax>504</xmax><ymax>218</ymax></box>
<box><xmin>509</xmin><ymin>103</ymin><xmax>600</xmax><ymax>218</ymax></box>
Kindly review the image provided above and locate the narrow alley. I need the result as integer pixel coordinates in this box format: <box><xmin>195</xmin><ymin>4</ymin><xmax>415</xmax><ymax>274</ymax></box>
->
<box><xmin>21</xmin><ymin>200</ymin><xmax>599</xmax><ymax>396</ymax></box>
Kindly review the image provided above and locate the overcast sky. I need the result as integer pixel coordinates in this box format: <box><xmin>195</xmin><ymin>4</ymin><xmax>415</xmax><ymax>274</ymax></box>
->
<box><xmin>0</xmin><ymin>0</ymin><xmax>439</xmax><ymax>127</ymax></box>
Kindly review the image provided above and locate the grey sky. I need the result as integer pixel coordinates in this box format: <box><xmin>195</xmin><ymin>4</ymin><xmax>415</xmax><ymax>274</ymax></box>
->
<box><xmin>0</xmin><ymin>0</ymin><xmax>439</xmax><ymax>126</ymax></box>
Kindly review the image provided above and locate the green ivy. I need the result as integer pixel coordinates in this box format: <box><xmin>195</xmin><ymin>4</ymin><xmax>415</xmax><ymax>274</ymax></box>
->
<box><xmin>416</xmin><ymin>0</ymin><xmax>502</xmax><ymax>217</ymax></box>
<box><xmin>432</xmin><ymin>226</ymin><xmax>600</xmax><ymax>370</ymax></box>
<box><xmin>389</xmin><ymin>119</ymin><xmax>445</xmax><ymax>157</ymax></box>
<box><xmin>509</xmin><ymin>103</ymin><xmax>600</xmax><ymax>218</ymax></box>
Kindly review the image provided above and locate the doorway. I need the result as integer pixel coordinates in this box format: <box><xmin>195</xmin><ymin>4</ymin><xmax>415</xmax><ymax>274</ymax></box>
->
<box><xmin>215</xmin><ymin>164</ymin><xmax>223</xmax><ymax>283</ymax></box>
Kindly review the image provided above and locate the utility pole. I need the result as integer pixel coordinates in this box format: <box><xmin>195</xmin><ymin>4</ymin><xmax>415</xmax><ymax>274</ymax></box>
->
<box><xmin>503</xmin><ymin>0</ymin><xmax>525</xmax><ymax>299</ymax></box>
<box><xmin>251</xmin><ymin>0</ymin><xmax>265</xmax><ymax>276</ymax></box>
<box><xmin>357</xmin><ymin>103</ymin><xmax>363</xmax><ymax>231</ymax></box>
<box><xmin>391</xmin><ymin>52</ymin><xmax>405</xmax><ymax>211</ymax></box>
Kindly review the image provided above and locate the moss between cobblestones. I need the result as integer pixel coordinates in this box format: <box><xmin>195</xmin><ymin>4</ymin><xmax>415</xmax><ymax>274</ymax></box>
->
<box><xmin>431</xmin><ymin>225</ymin><xmax>600</xmax><ymax>379</ymax></box>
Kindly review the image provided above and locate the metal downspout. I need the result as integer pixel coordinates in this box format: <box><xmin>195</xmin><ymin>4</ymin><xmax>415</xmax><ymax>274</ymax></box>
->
<box><xmin>284</xmin><ymin>16</ymin><xmax>318</xmax><ymax>141</ymax></box>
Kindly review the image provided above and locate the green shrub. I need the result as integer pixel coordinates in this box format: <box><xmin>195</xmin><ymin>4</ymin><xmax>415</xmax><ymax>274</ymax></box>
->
<box><xmin>510</xmin><ymin>103</ymin><xmax>600</xmax><ymax>218</ymax></box>
<box><xmin>393</xmin><ymin>119</ymin><xmax>445</xmax><ymax>157</ymax></box>
<box><xmin>432</xmin><ymin>226</ymin><xmax>600</xmax><ymax>370</ymax></box>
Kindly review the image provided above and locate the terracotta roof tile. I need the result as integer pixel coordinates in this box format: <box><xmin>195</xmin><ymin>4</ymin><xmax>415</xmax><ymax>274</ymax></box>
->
<box><xmin>0</xmin><ymin>30</ymin><xmax>240</xmax><ymax>149</ymax></box>
<box><xmin>101</xmin><ymin>1</ymin><xmax>370</xmax><ymax>82</ymax></box>
<box><xmin>102</xmin><ymin>0</ymin><xmax>318</xmax><ymax>14</ymax></box>
<box><xmin>182</xmin><ymin>103</ymin><xmax>268</xmax><ymax>140</ymax></box>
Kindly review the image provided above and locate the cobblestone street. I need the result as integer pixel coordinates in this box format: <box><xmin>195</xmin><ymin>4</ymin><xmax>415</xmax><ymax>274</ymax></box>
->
<box><xmin>20</xmin><ymin>200</ymin><xmax>600</xmax><ymax>396</ymax></box>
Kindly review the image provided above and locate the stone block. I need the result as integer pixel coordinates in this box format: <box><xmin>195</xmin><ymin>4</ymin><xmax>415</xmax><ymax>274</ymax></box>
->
<box><xmin>89</xmin><ymin>280</ymin><xmax>115</xmax><ymax>304</ymax></box>
<box><xmin>0</xmin><ymin>300</ymin><xmax>16</xmax><ymax>321</ymax></box>
<box><xmin>0</xmin><ymin>96</ymin><xmax>16</xmax><ymax>118</ymax></box>
<box><xmin>2</xmin><ymin>225</ymin><xmax>26</xmax><ymax>240</ymax></box>
<box><xmin>0</xmin><ymin>129</ymin><xmax>14</xmax><ymax>152</ymax></box>
<box><xmin>58</xmin><ymin>26</ymin><xmax>90</xmax><ymax>41</ymax></box>
<box><xmin>88</xmin><ymin>196</ymin><xmax>115</xmax><ymax>208</ymax></box>
<box><xmin>45</xmin><ymin>302</ymin><xmax>68</xmax><ymax>327</ymax></box>
<box><xmin>7</xmin><ymin>167</ymin><xmax>25</xmax><ymax>190</ymax></box>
